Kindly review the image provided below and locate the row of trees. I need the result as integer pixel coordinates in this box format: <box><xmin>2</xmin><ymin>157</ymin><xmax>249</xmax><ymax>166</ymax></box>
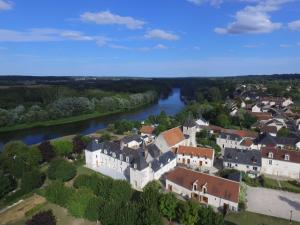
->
<box><xmin>0</xmin><ymin>90</ymin><xmax>157</xmax><ymax>127</ymax></box>
<box><xmin>44</xmin><ymin>173</ymin><xmax>225</xmax><ymax>225</ymax></box>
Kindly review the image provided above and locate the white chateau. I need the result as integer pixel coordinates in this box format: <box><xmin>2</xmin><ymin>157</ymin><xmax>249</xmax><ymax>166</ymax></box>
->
<box><xmin>85</xmin><ymin>123</ymin><xmax>196</xmax><ymax>190</ymax></box>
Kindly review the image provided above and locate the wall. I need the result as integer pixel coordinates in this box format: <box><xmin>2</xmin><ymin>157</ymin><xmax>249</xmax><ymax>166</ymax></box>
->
<box><xmin>223</xmin><ymin>161</ymin><xmax>261</xmax><ymax>173</ymax></box>
<box><xmin>261</xmin><ymin>158</ymin><xmax>300</xmax><ymax>179</ymax></box>
<box><xmin>177</xmin><ymin>154</ymin><xmax>213</xmax><ymax>168</ymax></box>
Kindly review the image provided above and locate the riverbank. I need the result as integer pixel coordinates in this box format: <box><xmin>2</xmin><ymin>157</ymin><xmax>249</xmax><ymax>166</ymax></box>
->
<box><xmin>0</xmin><ymin>101</ymin><xmax>156</xmax><ymax>133</ymax></box>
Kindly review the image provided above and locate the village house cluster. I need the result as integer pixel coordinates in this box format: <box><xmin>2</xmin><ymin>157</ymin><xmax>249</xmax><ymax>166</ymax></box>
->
<box><xmin>85</xmin><ymin>84</ymin><xmax>300</xmax><ymax>213</ymax></box>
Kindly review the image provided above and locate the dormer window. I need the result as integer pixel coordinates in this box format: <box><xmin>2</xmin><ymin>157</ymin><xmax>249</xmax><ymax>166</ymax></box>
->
<box><xmin>126</xmin><ymin>156</ymin><xmax>129</xmax><ymax>163</ymax></box>
<box><xmin>134</xmin><ymin>163</ymin><xmax>137</xmax><ymax>169</ymax></box>
<box><xmin>120</xmin><ymin>154</ymin><xmax>123</xmax><ymax>161</ymax></box>
<box><xmin>268</xmin><ymin>152</ymin><xmax>273</xmax><ymax>158</ymax></box>
<box><xmin>284</xmin><ymin>154</ymin><xmax>289</xmax><ymax>161</ymax></box>
<box><xmin>104</xmin><ymin>149</ymin><xmax>107</xmax><ymax>154</ymax></box>
<box><xmin>203</xmin><ymin>186</ymin><xmax>207</xmax><ymax>194</ymax></box>
<box><xmin>193</xmin><ymin>184</ymin><xmax>197</xmax><ymax>191</ymax></box>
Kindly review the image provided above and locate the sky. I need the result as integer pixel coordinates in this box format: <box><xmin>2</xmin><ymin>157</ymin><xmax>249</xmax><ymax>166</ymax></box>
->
<box><xmin>0</xmin><ymin>0</ymin><xmax>300</xmax><ymax>77</ymax></box>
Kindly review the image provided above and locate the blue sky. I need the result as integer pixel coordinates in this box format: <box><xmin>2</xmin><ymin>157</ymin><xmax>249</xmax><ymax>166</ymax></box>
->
<box><xmin>0</xmin><ymin>0</ymin><xmax>299</xmax><ymax>77</ymax></box>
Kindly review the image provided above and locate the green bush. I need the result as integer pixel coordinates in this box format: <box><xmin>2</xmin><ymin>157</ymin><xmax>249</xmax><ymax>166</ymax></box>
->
<box><xmin>52</xmin><ymin>140</ymin><xmax>73</xmax><ymax>157</ymax></box>
<box><xmin>47</xmin><ymin>158</ymin><xmax>76</xmax><ymax>181</ymax></box>
<box><xmin>0</xmin><ymin>170</ymin><xmax>17</xmax><ymax>199</ymax></box>
<box><xmin>21</xmin><ymin>170</ymin><xmax>45</xmax><ymax>193</ymax></box>
<box><xmin>45</xmin><ymin>181</ymin><xmax>74</xmax><ymax>207</ymax></box>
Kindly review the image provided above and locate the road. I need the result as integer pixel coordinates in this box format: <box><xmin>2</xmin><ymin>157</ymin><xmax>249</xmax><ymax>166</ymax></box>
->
<box><xmin>247</xmin><ymin>186</ymin><xmax>300</xmax><ymax>222</ymax></box>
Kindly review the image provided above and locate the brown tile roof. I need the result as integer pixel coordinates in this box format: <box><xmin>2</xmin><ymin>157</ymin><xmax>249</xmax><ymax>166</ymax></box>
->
<box><xmin>163</xmin><ymin>127</ymin><xmax>185</xmax><ymax>147</ymax></box>
<box><xmin>222</xmin><ymin>129</ymin><xmax>257</xmax><ymax>139</ymax></box>
<box><xmin>166</xmin><ymin>167</ymin><xmax>240</xmax><ymax>203</ymax></box>
<box><xmin>261</xmin><ymin>125</ymin><xmax>277</xmax><ymax>134</ymax></box>
<box><xmin>261</xmin><ymin>147</ymin><xmax>300</xmax><ymax>164</ymax></box>
<box><xmin>250</xmin><ymin>112</ymin><xmax>272</xmax><ymax>121</ymax></box>
<box><xmin>177</xmin><ymin>146</ymin><xmax>214</xmax><ymax>159</ymax></box>
<box><xmin>199</xmin><ymin>125</ymin><xmax>223</xmax><ymax>133</ymax></box>
<box><xmin>240</xmin><ymin>139</ymin><xmax>253</xmax><ymax>147</ymax></box>
<box><xmin>140</xmin><ymin>125</ymin><xmax>155</xmax><ymax>135</ymax></box>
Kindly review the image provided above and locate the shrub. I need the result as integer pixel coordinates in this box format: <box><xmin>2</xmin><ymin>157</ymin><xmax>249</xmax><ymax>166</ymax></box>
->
<box><xmin>26</xmin><ymin>210</ymin><xmax>56</xmax><ymax>225</ymax></box>
<box><xmin>52</xmin><ymin>140</ymin><xmax>73</xmax><ymax>157</ymax></box>
<box><xmin>47</xmin><ymin>158</ymin><xmax>76</xmax><ymax>181</ymax></box>
<box><xmin>38</xmin><ymin>141</ymin><xmax>55</xmax><ymax>162</ymax></box>
<box><xmin>0</xmin><ymin>171</ymin><xmax>17</xmax><ymax>199</ymax></box>
<box><xmin>21</xmin><ymin>170</ymin><xmax>45</xmax><ymax>193</ymax></box>
<box><xmin>45</xmin><ymin>181</ymin><xmax>74</xmax><ymax>207</ymax></box>
<box><xmin>84</xmin><ymin>196</ymin><xmax>102</xmax><ymax>221</ymax></box>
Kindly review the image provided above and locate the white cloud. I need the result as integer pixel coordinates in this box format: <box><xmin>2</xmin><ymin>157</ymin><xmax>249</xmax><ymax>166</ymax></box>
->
<box><xmin>153</xmin><ymin>44</ymin><xmax>168</xmax><ymax>49</ymax></box>
<box><xmin>288</xmin><ymin>20</ymin><xmax>300</xmax><ymax>31</ymax></box>
<box><xmin>109</xmin><ymin>44</ymin><xmax>130</xmax><ymax>50</ymax></box>
<box><xmin>138</xmin><ymin>44</ymin><xmax>169</xmax><ymax>51</ymax></box>
<box><xmin>243</xmin><ymin>43</ymin><xmax>262</xmax><ymax>48</ymax></box>
<box><xmin>145</xmin><ymin>29</ymin><xmax>179</xmax><ymax>41</ymax></box>
<box><xmin>214</xmin><ymin>0</ymin><xmax>290</xmax><ymax>34</ymax></box>
<box><xmin>0</xmin><ymin>0</ymin><xmax>13</xmax><ymax>11</ymax></box>
<box><xmin>279</xmin><ymin>44</ymin><xmax>292</xmax><ymax>48</ymax></box>
<box><xmin>80</xmin><ymin>11</ymin><xmax>146</xmax><ymax>29</ymax></box>
<box><xmin>0</xmin><ymin>28</ymin><xmax>108</xmax><ymax>45</ymax></box>
<box><xmin>186</xmin><ymin>0</ymin><xmax>223</xmax><ymax>6</ymax></box>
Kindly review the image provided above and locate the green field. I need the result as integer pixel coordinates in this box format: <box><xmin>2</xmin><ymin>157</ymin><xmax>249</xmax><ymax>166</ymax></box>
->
<box><xmin>225</xmin><ymin>211</ymin><xmax>300</xmax><ymax>225</ymax></box>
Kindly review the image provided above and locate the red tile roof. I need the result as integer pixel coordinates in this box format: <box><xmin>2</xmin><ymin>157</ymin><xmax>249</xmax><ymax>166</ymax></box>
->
<box><xmin>261</xmin><ymin>125</ymin><xmax>277</xmax><ymax>134</ymax></box>
<box><xmin>166</xmin><ymin>167</ymin><xmax>240</xmax><ymax>203</ymax></box>
<box><xmin>140</xmin><ymin>125</ymin><xmax>155</xmax><ymax>134</ymax></box>
<box><xmin>261</xmin><ymin>147</ymin><xmax>300</xmax><ymax>164</ymax></box>
<box><xmin>177</xmin><ymin>146</ymin><xmax>214</xmax><ymax>159</ymax></box>
<box><xmin>240</xmin><ymin>139</ymin><xmax>253</xmax><ymax>147</ymax></box>
<box><xmin>250</xmin><ymin>112</ymin><xmax>272</xmax><ymax>121</ymax></box>
<box><xmin>163</xmin><ymin>127</ymin><xmax>185</xmax><ymax>147</ymax></box>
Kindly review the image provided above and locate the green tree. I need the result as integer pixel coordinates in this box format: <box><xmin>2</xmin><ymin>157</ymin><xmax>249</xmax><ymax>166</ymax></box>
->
<box><xmin>38</xmin><ymin>141</ymin><xmax>55</xmax><ymax>162</ymax></box>
<box><xmin>52</xmin><ymin>140</ymin><xmax>73</xmax><ymax>157</ymax></box>
<box><xmin>45</xmin><ymin>181</ymin><xmax>74</xmax><ymax>207</ymax></box>
<box><xmin>0</xmin><ymin>170</ymin><xmax>17</xmax><ymax>199</ymax></box>
<box><xmin>84</xmin><ymin>196</ymin><xmax>102</xmax><ymax>221</ymax></box>
<box><xmin>109</xmin><ymin>180</ymin><xmax>133</xmax><ymax>205</ymax></box>
<box><xmin>21</xmin><ymin>170</ymin><xmax>45</xmax><ymax>193</ymax></box>
<box><xmin>47</xmin><ymin>158</ymin><xmax>76</xmax><ymax>182</ymax></box>
<box><xmin>159</xmin><ymin>193</ymin><xmax>177</xmax><ymax>222</ymax></box>
<box><xmin>277</xmin><ymin>127</ymin><xmax>290</xmax><ymax>137</ymax></box>
<box><xmin>67</xmin><ymin>188</ymin><xmax>95</xmax><ymax>218</ymax></box>
<box><xmin>216</xmin><ymin>113</ymin><xmax>231</xmax><ymax>128</ymax></box>
<box><xmin>26</xmin><ymin>210</ymin><xmax>56</xmax><ymax>225</ymax></box>
<box><xmin>178</xmin><ymin>201</ymin><xmax>199</xmax><ymax>225</ymax></box>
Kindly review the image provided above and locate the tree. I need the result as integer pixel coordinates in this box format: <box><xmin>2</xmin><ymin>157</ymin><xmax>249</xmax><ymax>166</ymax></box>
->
<box><xmin>47</xmin><ymin>158</ymin><xmax>76</xmax><ymax>181</ymax></box>
<box><xmin>21</xmin><ymin>170</ymin><xmax>45</xmax><ymax>193</ymax></box>
<box><xmin>26</xmin><ymin>210</ymin><xmax>56</xmax><ymax>225</ymax></box>
<box><xmin>67</xmin><ymin>187</ymin><xmax>95</xmax><ymax>218</ymax></box>
<box><xmin>101</xmin><ymin>132</ymin><xmax>112</xmax><ymax>141</ymax></box>
<box><xmin>38</xmin><ymin>141</ymin><xmax>55</xmax><ymax>162</ymax></box>
<box><xmin>109</xmin><ymin>180</ymin><xmax>133</xmax><ymax>205</ymax></box>
<box><xmin>216</xmin><ymin>113</ymin><xmax>231</xmax><ymax>128</ymax></box>
<box><xmin>45</xmin><ymin>181</ymin><xmax>74</xmax><ymax>207</ymax></box>
<box><xmin>159</xmin><ymin>193</ymin><xmax>177</xmax><ymax>222</ymax></box>
<box><xmin>84</xmin><ymin>196</ymin><xmax>102</xmax><ymax>221</ymax></box>
<box><xmin>72</xmin><ymin>135</ymin><xmax>86</xmax><ymax>154</ymax></box>
<box><xmin>277</xmin><ymin>127</ymin><xmax>290</xmax><ymax>137</ymax></box>
<box><xmin>178</xmin><ymin>201</ymin><xmax>199</xmax><ymax>225</ymax></box>
<box><xmin>208</xmin><ymin>87</ymin><xmax>221</xmax><ymax>102</ymax></box>
<box><xmin>0</xmin><ymin>170</ymin><xmax>17</xmax><ymax>199</ymax></box>
<box><xmin>1</xmin><ymin>141</ymin><xmax>41</xmax><ymax>178</ymax></box>
<box><xmin>52</xmin><ymin>139</ymin><xmax>73</xmax><ymax>157</ymax></box>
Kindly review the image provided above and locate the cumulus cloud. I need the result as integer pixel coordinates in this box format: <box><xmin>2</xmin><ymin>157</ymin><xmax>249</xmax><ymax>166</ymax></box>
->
<box><xmin>288</xmin><ymin>20</ymin><xmax>300</xmax><ymax>31</ymax></box>
<box><xmin>214</xmin><ymin>0</ymin><xmax>290</xmax><ymax>34</ymax></box>
<box><xmin>0</xmin><ymin>0</ymin><xmax>13</xmax><ymax>11</ymax></box>
<box><xmin>80</xmin><ymin>11</ymin><xmax>146</xmax><ymax>29</ymax></box>
<box><xmin>145</xmin><ymin>29</ymin><xmax>179</xmax><ymax>41</ymax></box>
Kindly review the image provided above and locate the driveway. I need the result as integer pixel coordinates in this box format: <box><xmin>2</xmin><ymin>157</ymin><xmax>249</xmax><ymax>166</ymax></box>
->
<box><xmin>247</xmin><ymin>186</ymin><xmax>300</xmax><ymax>222</ymax></box>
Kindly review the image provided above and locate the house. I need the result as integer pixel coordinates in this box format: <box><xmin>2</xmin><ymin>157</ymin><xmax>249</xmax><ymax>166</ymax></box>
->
<box><xmin>198</xmin><ymin>124</ymin><xmax>223</xmax><ymax>134</ymax></box>
<box><xmin>252</xmin><ymin>104</ymin><xmax>262</xmax><ymax>113</ymax></box>
<box><xmin>85</xmin><ymin>138</ymin><xmax>176</xmax><ymax>190</ymax></box>
<box><xmin>223</xmin><ymin>148</ymin><xmax>261</xmax><ymax>176</ymax></box>
<box><xmin>254</xmin><ymin>133</ymin><xmax>300</xmax><ymax>150</ymax></box>
<box><xmin>165</xmin><ymin>167</ymin><xmax>240</xmax><ymax>211</ymax></box>
<box><xmin>121</xmin><ymin>135</ymin><xmax>143</xmax><ymax>149</ymax></box>
<box><xmin>195</xmin><ymin>116</ymin><xmax>209</xmax><ymax>127</ymax></box>
<box><xmin>155</xmin><ymin>125</ymin><xmax>196</xmax><ymax>153</ymax></box>
<box><xmin>176</xmin><ymin>145</ymin><xmax>214</xmax><ymax>169</ymax></box>
<box><xmin>250</xmin><ymin>112</ymin><xmax>273</xmax><ymax>122</ymax></box>
<box><xmin>140</xmin><ymin>125</ymin><xmax>155</xmax><ymax>137</ymax></box>
<box><xmin>260</xmin><ymin>96</ymin><xmax>293</xmax><ymax>108</ymax></box>
<box><xmin>261</xmin><ymin>146</ymin><xmax>300</xmax><ymax>179</ymax></box>
<box><xmin>216</xmin><ymin>129</ymin><xmax>257</xmax><ymax>150</ymax></box>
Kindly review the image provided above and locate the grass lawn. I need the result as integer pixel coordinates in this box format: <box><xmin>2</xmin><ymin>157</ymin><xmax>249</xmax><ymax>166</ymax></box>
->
<box><xmin>7</xmin><ymin>202</ymin><xmax>97</xmax><ymax>225</ymax></box>
<box><xmin>225</xmin><ymin>211</ymin><xmax>300</xmax><ymax>225</ymax></box>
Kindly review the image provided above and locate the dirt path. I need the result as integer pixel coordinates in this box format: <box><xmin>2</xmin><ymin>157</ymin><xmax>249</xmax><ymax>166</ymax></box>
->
<box><xmin>0</xmin><ymin>194</ymin><xmax>46</xmax><ymax>225</ymax></box>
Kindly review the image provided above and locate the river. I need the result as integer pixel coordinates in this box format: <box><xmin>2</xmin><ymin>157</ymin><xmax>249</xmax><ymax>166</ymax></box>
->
<box><xmin>0</xmin><ymin>88</ymin><xmax>184</xmax><ymax>149</ymax></box>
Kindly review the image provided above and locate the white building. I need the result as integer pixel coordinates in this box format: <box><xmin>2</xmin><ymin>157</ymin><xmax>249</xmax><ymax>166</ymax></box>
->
<box><xmin>165</xmin><ymin>167</ymin><xmax>240</xmax><ymax>211</ymax></box>
<box><xmin>85</xmin><ymin>139</ymin><xmax>176</xmax><ymax>190</ymax></box>
<box><xmin>261</xmin><ymin>147</ymin><xmax>300</xmax><ymax>179</ymax></box>
<box><xmin>223</xmin><ymin>148</ymin><xmax>261</xmax><ymax>176</ymax></box>
<box><xmin>252</xmin><ymin>104</ymin><xmax>262</xmax><ymax>113</ymax></box>
<box><xmin>176</xmin><ymin>145</ymin><xmax>214</xmax><ymax>170</ymax></box>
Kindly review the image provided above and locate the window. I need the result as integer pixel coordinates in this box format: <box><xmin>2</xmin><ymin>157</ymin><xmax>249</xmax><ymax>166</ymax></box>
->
<box><xmin>268</xmin><ymin>152</ymin><xmax>273</xmax><ymax>158</ymax></box>
<box><xmin>193</xmin><ymin>184</ymin><xmax>197</xmax><ymax>190</ymax></box>
<box><xmin>235</xmin><ymin>164</ymin><xmax>238</xmax><ymax>167</ymax></box>
<box><xmin>104</xmin><ymin>150</ymin><xmax>107</xmax><ymax>154</ymax></box>
<box><xmin>126</xmin><ymin>157</ymin><xmax>129</xmax><ymax>163</ymax></box>
<box><xmin>284</xmin><ymin>154</ymin><xmax>289</xmax><ymax>161</ymax></box>
<box><xmin>112</xmin><ymin>153</ymin><xmax>116</xmax><ymax>158</ymax></box>
<box><xmin>253</xmin><ymin>167</ymin><xmax>257</xmax><ymax>171</ymax></box>
<box><xmin>134</xmin><ymin>163</ymin><xmax>137</xmax><ymax>169</ymax></box>
<box><xmin>246</xmin><ymin>165</ymin><xmax>249</xmax><ymax>168</ymax></box>
<box><xmin>269</xmin><ymin>160</ymin><xmax>272</xmax><ymax>165</ymax></box>
<box><xmin>120</xmin><ymin>154</ymin><xmax>123</xmax><ymax>161</ymax></box>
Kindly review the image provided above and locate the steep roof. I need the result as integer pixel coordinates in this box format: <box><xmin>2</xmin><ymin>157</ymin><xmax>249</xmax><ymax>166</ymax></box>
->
<box><xmin>223</xmin><ymin>148</ymin><xmax>261</xmax><ymax>166</ymax></box>
<box><xmin>162</xmin><ymin>127</ymin><xmax>185</xmax><ymax>147</ymax></box>
<box><xmin>250</xmin><ymin>112</ymin><xmax>273</xmax><ymax>121</ymax></box>
<box><xmin>122</xmin><ymin>134</ymin><xmax>142</xmax><ymax>144</ymax></box>
<box><xmin>261</xmin><ymin>125</ymin><xmax>278</xmax><ymax>134</ymax></box>
<box><xmin>240</xmin><ymin>139</ymin><xmax>253</xmax><ymax>147</ymax></box>
<box><xmin>166</xmin><ymin>167</ymin><xmax>240</xmax><ymax>203</ymax></box>
<box><xmin>261</xmin><ymin>147</ymin><xmax>300</xmax><ymax>164</ymax></box>
<box><xmin>183</xmin><ymin>117</ymin><xmax>197</xmax><ymax>128</ymax></box>
<box><xmin>151</xmin><ymin>151</ymin><xmax>176</xmax><ymax>172</ymax></box>
<box><xmin>177</xmin><ymin>145</ymin><xmax>214</xmax><ymax>159</ymax></box>
<box><xmin>256</xmin><ymin>133</ymin><xmax>299</xmax><ymax>146</ymax></box>
<box><xmin>140</xmin><ymin>125</ymin><xmax>155</xmax><ymax>135</ymax></box>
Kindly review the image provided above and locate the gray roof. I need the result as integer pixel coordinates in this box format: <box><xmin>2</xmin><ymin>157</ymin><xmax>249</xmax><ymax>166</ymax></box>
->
<box><xmin>220</xmin><ymin>132</ymin><xmax>242</xmax><ymax>141</ymax></box>
<box><xmin>151</xmin><ymin>151</ymin><xmax>176</xmax><ymax>172</ymax></box>
<box><xmin>121</xmin><ymin>134</ymin><xmax>142</xmax><ymax>144</ymax></box>
<box><xmin>147</xmin><ymin>144</ymin><xmax>161</xmax><ymax>158</ymax></box>
<box><xmin>223</xmin><ymin>148</ymin><xmax>261</xmax><ymax>167</ymax></box>
<box><xmin>183</xmin><ymin>116</ymin><xmax>197</xmax><ymax>128</ymax></box>
<box><xmin>256</xmin><ymin>133</ymin><xmax>299</xmax><ymax>146</ymax></box>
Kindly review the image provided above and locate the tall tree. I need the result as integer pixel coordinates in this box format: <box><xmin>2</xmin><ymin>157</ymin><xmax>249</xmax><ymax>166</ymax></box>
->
<box><xmin>159</xmin><ymin>193</ymin><xmax>177</xmax><ymax>223</ymax></box>
<box><xmin>38</xmin><ymin>141</ymin><xmax>55</xmax><ymax>162</ymax></box>
<box><xmin>72</xmin><ymin>135</ymin><xmax>85</xmax><ymax>154</ymax></box>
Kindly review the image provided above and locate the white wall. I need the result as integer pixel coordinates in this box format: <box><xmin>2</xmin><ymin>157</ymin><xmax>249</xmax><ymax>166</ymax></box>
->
<box><xmin>153</xmin><ymin>158</ymin><xmax>177</xmax><ymax>180</ymax></box>
<box><xmin>177</xmin><ymin>154</ymin><xmax>213</xmax><ymax>168</ymax></box>
<box><xmin>223</xmin><ymin>161</ymin><xmax>261</xmax><ymax>173</ymax></box>
<box><xmin>261</xmin><ymin>158</ymin><xmax>300</xmax><ymax>179</ymax></box>
<box><xmin>166</xmin><ymin>180</ymin><xmax>239</xmax><ymax>211</ymax></box>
